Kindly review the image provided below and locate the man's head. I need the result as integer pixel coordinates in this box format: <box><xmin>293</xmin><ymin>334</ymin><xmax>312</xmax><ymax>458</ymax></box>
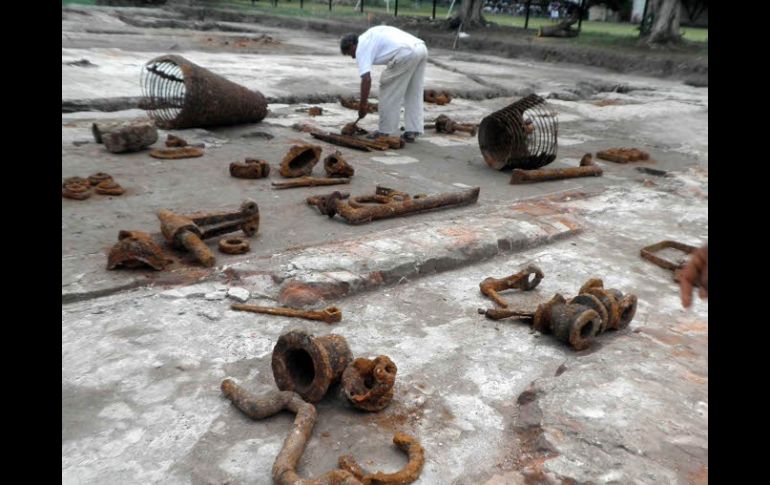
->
<box><xmin>340</xmin><ymin>33</ymin><xmax>358</xmax><ymax>58</ymax></box>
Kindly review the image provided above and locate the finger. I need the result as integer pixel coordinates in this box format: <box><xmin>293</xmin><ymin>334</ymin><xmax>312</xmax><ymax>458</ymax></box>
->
<box><xmin>680</xmin><ymin>277</ymin><xmax>693</xmax><ymax>308</ymax></box>
<box><xmin>699</xmin><ymin>287</ymin><xmax>707</xmax><ymax>299</ymax></box>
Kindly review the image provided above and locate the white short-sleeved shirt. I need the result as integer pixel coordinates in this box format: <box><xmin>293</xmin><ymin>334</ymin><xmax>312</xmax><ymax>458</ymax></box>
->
<box><xmin>355</xmin><ymin>26</ymin><xmax>423</xmax><ymax>77</ymax></box>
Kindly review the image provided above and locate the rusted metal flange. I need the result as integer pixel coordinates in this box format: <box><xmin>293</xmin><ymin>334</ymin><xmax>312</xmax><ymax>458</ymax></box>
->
<box><xmin>141</xmin><ymin>55</ymin><xmax>267</xmax><ymax>129</ymax></box>
<box><xmin>230</xmin><ymin>158</ymin><xmax>271</xmax><ymax>179</ymax></box>
<box><xmin>218</xmin><ymin>236</ymin><xmax>250</xmax><ymax>254</ymax></box>
<box><xmin>95</xmin><ymin>180</ymin><xmax>126</xmax><ymax>195</ymax></box>
<box><xmin>478</xmin><ymin>93</ymin><xmax>558</xmax><ymax>170</ymax></box>
<box><xmin>62</xmin><ymin>182</ymin><xmax>92</xmax><ymax>200</ymax></box>
<box><xmin>279</xmin><ymin>144</ymin><xmax>322</xmax><ymax>178</ymax></box>
<box><xmin>271</xmin><ymin>330</ymin><xmax>353</xmax><ymax>403</ymax></box>
<box><xmin>479</xmin><ymin>264</ymin><xmax>544</xmax><ymax>308</ymax></box>
<box><xmin>324</xmin><ymin>151</ymin><xmax>355</xmax><ymax>178</ymax></box>
<box><xmin>341</xmin><ymin>356</ymin><xmax>397</xmax><ymax>412</ymax></box>
<box><xmin>149</xmin><ymin>147</ymin><xmax>204</xmax><ymax>159</ymax></box>
<box><xmin>338</xmin><ymin>432</ymin><xmax>425</xmax><ymax>484</ymax></box>
<box><xmin>88</xmin><ymin>172</ymin><xmax>113</xmax><ymax>186</ymax></box>
<box><xmin>107</xmin><ymin>230</ymin><xmax>171</xmax><ymax>271</ymax></box>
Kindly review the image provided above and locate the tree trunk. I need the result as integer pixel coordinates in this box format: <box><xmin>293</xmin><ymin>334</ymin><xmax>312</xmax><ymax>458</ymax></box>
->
<box><xmin>452</xmin><ymin>0</ymin><xmax>486</xmax><ymax>28</ymax></box>
<box><xmin>645</xmin><ymin>0</ymin><xmax>682</xmax><ymax>45</ymax></box>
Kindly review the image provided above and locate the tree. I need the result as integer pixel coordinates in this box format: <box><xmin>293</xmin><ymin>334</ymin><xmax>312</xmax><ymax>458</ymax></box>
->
<box><xmin>680</xmin><ymin>0</ymin><xmax>707</xmax><ymax>23</ymax></box>
<box><xmin>643</xmin><ymin>0</ymin><xmax>683</xmax><ymax>45</ymax></box>
<box><xmin>449</xmin><ymin>0</ymin><xmax>487</xmax><ymax>29</ymax></box>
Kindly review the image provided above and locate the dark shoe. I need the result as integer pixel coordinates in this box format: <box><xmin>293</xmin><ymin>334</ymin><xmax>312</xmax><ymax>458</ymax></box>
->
<box><xmin>366</xmin><ymin>131</ymin><xmax>389</xmax><ymax>140</ymax></box>
<box><xmin>402</xmin><ymin>132</ymin><xmax>418</xmax><ymax>143</ymax></box>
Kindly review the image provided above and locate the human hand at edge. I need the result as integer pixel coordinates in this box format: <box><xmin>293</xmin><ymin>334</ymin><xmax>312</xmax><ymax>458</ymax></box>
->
<box><xmin>679</xmin><ymin>245</ymin><xmax>708</xmax><ymax>308</ymax></box>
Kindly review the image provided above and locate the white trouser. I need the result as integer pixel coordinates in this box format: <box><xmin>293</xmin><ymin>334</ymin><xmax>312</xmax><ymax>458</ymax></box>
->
<box><xmin>378</xmin><ymin>42</ymin><xmax>428</xmax><ymax>135</ymax></box>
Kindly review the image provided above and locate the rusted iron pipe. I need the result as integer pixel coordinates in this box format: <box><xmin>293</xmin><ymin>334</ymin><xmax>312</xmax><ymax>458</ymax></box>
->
<box><xmin>510</xmin><ymin>153</ymin><xmax>602</xmax><ymax>184</ymax></box>
<box><xmin>338</xmin><ymin>432</ymin><xmax>425</xmax><ymax>484</ymax></box>
<box><xmin>141</xmin><ymin>55</ymin><xmax>267</xmax><ymax>129</ymax></box>
<box><xmin>341</xmin><ymin>356</ymin><xmax>397</xmax><ymax>412</ymax></box>
<box><xmin>279</xmin><ymin>145</ymin><xmax>322</xmax><ymax>178</ymax></box>
<box><xmin>272</xmin><ymin>177</ymin><xmax>351</xmax><ymax>190</ymax></box>
<box><xmin>479</xmin><ymin>265</ymin><xmax>544</xmax><ymax>307</ymax></box>
<box><xmin>478</xmin><ymin>93</ymin><xmax>558</xmax><ymax>170</ymax></box>
<box><xmin>597</xmin><ymin>147</ymin><xmax>649</xmax><ymax>163</ymax></box>
<box><xmin>310</xmin><ymin>131</ymin><xmax>388</xmax><ymax>151</ymax></box>
<box><xmin>231</xmin><ymin>304</ymin><xmax>342</xmax><ymax>324</ymax></box>
<box><xmin>271</xmin><ymin>330</ymin><xmax>353</xmax><ymax>403</ymax></box>
<box><xmin>322</xmin><ymin>186</ymin><xmax>480</xmax><ymax>225</ymax></box>
<box><xmin>220</xmin><ymin>381</ymin><xmax>362</xmax><ymax>485</ymax></box>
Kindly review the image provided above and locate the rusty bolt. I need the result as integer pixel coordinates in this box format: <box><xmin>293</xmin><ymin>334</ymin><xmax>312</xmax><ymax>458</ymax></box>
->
<box><xmin>271</xmin><ymin>330</ymin><xmax>353</xmax><ymax>403</ymax></box>
<box><xmin>341</xmin><ymin>356</ymin><xmax>397</xmax><ymax>412</ymax></box>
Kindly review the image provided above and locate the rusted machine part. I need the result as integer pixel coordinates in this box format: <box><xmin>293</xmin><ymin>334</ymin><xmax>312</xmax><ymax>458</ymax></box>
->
<box><xmin>165</xmin><ymin>134</ymin><xmax>188</xmax><ymax>147</ymax></box>
<box><xmin>182</xmin><ymin>199</ymin><xmax>260</xmax><ymax>240</ymax></box>
<box><xmin>477</xmin><ymin>307</ymin><xmax>535</xmax><ymax>321</ymax></box>
<box><xmin>220</xmin><ymin>381</ymin><xmax>362</xmax><ymax>485</ymax></box>
<box><xmin>424</xmin><ymin>89</ymin><xmax>452</xmax><ymax>105</ymax></box>
<box><xmin>218</xmin><ymin>236</ymin><xmax>250</xmax><ymax>254</ymax></box>
<box><xmin>341</xmin><ymin>356</ymin><xmax>397</xmax><ymax>412</ymax></box>
<box><xmin>92</xmin><ymin>120</ymin><xmax>158</xmax><ymax>153</ymax></box>
<box><xmin>479</xmin><ymin>264</ymin><xmax>544</xmax><ymax>308</ymax></box>
<box><xmin>478</xmin><ymin>93</ymin><xmax>558</xmax><ymax>170</ymax></box>
<box><xmin>141</xmin><ymin>55</ymin><xmax>267</xmax><ymax>129</ymax></box>
<box><xmin>230</xmin><ymin>158</ymin><xmax>271</xmax><ymax>179</ymax></box>
<box><xmin>596</xmin><ymin>148</ymin><xmax>650</xmax><ymax>163</ymax></box>
<box><xmin>640</xmin><ymin>240</ymin><xmax>696</xmax><ymax>273</ymax></box>
<box><xmin>231</xmin><ymin>303</ymin><xmax>342</xmax><ymax>324</ymax></box>
<box><xmin>272</xmin><ymin>177</ymin><xmax>351</xmax><ymax>190</ymax></box>
<box><xmin>62</xmin><ymin>182</ymin><xmax>92</xmax><ymax>200</ymax></box>
<box><xmin>95</xmin><ymin>179</ymin><xmax>126</xmax><ymax>195</ymax></box>
<box><xmin>568</xmin><ymin>294</ymin><xmax>609</xmax><ymax>333</ymax></box>
<box><xmin>279</xmin><ymin>144</ymin><xmax>322</xmax><ymax>178</ymax></box>
<box><xmin>306</xmin><ymin>191</ymin><xmax>350</xmax><ymax>218</ymax></box>
<box><xmin>340</xmin><ymin>97</ymin><xmax>378</xmax><ymax>113</ymax></box>
<box><xmin>328</xmin><ymin>186</ymin><xmax>480</xmax><ymax>225</ymax></box>
<box><xmin>308</xmin><ymin>107</ymin><xmax>323</xmax><ymax>116</ymax></box>
<box><xmin>433</xmin><ymin>115</ymin><xmax>477</xmax><ymax>135</ymax></box>
<box><xmin>578</xmin><ymin>278</ymin><xmax>637</xmax><ymax>330</ymax></box>
<box><xmin>533</xmin><ymin>294</ymin><xmax>600</xmax><ymax>350</ymax></box>
<box><xmin>271</xmin><ymin>330</ymin><xmax>353</xmax><ymax>403</ymax></box>
<box><xmin>338</xmin><ymin>432</ymin><xmax>425</xmax><ymax>485</ymax></box>
<box><xmin>88</xmin><ymin>172</ymin><xmax>113</xmax><ymax>186</ymax></box>
<box><xmin>63</xmin><ymin>176</ymin><xmax>89</xmax><ymax>187</ymax></box>
<box><xmin>149</xmin><ymin>146</ymin><xmax>205</xmax><ymax>159</ymax></box>
<box><xmin>510</xmin><ymin>153</ymin><xmax>602</xmax><ymax>184</ymax></box>
<box><xmin>157</xmin><ymin>208</ymin><xmax>216</xmax><ymax>267</ymax></box>
<box><xmin>310</xmin><ymin>131</ymin><xmax>388</xmax><ymax>152</ymax></box>
<box><xmin>107</xmin><ymin>230</ymin><xmax>172</xmax><ymax>271</ymax></box>
<box><xmin>324</xmin><ymin>151</ymin><xmax>355</xmax><ymax>178</ymax></box>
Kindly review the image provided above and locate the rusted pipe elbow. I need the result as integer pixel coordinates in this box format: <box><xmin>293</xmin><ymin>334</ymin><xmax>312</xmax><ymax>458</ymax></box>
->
<box><xmin>341</xmin><ymin>356</ymin><xmax>397</xmax><ymax>412</ymax></box>
<box><xmin>272</xmin><ymin>330</ymin><xmax>353</xmax><ymax>403</ymax></box>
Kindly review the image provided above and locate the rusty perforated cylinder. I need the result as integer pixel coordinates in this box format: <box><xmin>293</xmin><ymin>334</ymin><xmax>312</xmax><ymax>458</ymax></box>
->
<box><xmin>478</xmin><ymin>94</ymin><xmax>558</xmax><ymax>170</ymax></box>
<box><xmin>271</xmin><ymin>330</ymin><xmax>353</xmax><ymax>403</ymax></box>
<box><xmin>141</xmin><ymin>55</ymin><xmax>267</xmax><ymax>129</ymax></box>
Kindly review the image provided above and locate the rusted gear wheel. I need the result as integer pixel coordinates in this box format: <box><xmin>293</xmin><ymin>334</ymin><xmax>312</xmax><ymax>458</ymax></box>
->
<box><xmin>218</xmin><ymin>236</ymin><xmax>250</xmax><ymax>254</ymax></box>
<box><xmin>62</xmin><ymin>182</ymin><xmax>92</xmax><ymax>200</ymax></box>
<box><xmin>95</xmin><ymin>180</ymin><xmax>126</xmax><ymax>195</ymax></box>
<box><xmin>88</xmin><ymin>172</ymin><xmax>113</xmax><ymax>186</ymax></box>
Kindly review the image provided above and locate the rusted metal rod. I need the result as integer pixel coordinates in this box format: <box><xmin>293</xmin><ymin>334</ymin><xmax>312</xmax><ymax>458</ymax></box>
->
<box><xmin>272</xmin><ymin>177</ymin><xmax>351</xmax><ymax>190</ymax></box>
<box><xmin>510</xmin><ymin>154</ymin><xmax>602</xmax><ymax>184</ymax></box>
<box><xmin>231</xmin><ymin>303</ymin><xmax>342</xmax><ymax>324</ymax></box>
<box><xmin>477</xmin><ymin>307</ymin><xmax>535</xmax><ymax>321</ymax></box>
<box><xmin>310</xmin><ymin>131</ymin><xmax>388</xmax><ymax>151</ymax></box>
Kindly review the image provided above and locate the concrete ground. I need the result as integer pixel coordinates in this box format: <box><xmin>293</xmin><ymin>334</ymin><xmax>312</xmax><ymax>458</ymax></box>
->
<box><xmin>62</xmin><ymin>4</ymin><xmax>708</xmax><ymax>484</ymax></box>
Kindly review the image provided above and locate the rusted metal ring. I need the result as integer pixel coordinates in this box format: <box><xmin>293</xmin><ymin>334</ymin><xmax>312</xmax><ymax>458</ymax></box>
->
<box><xmin>95</xmin><ymin>180</ymin><xmax>125</xmax><ymax>195</ymax></box>
<box><xmin>569</xmin><ymin>294</ymin><xmax>609</xmax><ymax>333</ymax></box>
<box><xmin>62</xmin><ymin>182</ymin><xmax>92</xmax><ymax>200</ymax></box>
<box><xmin>218</xmin><ymin>236</ymin><xmax>250</xmax><ymax>254</ymax></box>
<box><xmin>63</xmin><ymin>176</ymin><xmax>89</xmax><ymax>188</ymax></box>
<box><xmin>88</xmin><ymin>172</ymin><xmax>113</xmax><ymax>186</ymax></box>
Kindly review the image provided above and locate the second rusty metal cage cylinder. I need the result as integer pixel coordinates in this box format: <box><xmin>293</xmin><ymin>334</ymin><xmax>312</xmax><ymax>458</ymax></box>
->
<box><xmin>478</xmin><ymin>93</ymin><xmax>558</xmax><ymax>170</ymax></box>
<box><xmin>140</xmin><ymin>55</ymin><xmax>268</xmax><ymax>129</ymax></box>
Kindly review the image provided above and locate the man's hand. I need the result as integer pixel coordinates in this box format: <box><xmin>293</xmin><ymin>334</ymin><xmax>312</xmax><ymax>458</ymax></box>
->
<box><xmin>679</xmin><ymin>245</ymin><xmax>708</xmax><ymax>308</ymax></box>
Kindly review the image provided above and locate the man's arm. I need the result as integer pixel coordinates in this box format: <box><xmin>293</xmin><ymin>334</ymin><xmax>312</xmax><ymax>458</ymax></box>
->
<box><xmin>359</xmin><ymin>72</ymin><xmax>371</xmax><ymax>119</ymax></box>
<box><xmin>679</xmin><ymin>244</ymin><xmax>708</xmax><ymax>308</ymax></box>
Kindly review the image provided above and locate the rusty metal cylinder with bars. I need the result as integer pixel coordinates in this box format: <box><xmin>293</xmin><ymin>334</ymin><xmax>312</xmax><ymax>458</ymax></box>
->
<box><xmin>477</xmin><ymin>94</ymin><xmax>558</xmax><ymax>170</ymax></box>
<box><xmin>140</xmin><ymin>55</ymin><xmax>268</xmax><ymax>129</ymax></box>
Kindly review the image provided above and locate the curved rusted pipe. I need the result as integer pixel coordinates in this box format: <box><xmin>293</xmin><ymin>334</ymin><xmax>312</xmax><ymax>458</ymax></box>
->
<box><xmin>338</xmin><ymin>432</ymin><xmax>425</xmax><ymax>485</ymax></box>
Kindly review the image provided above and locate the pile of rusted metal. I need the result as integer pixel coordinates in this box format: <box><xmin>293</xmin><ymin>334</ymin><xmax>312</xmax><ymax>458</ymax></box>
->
<box><xmin>62</xmin><ymin>173</ymin><xmax>126</xmax><ymax>200</ymax></box>
<box><xmin>221</xmin><ymin>330</ymin><xmax>424</xmax><ymax>485</ymax></box>
<box><xmin>478</xmin><ymin>265</ymin><xmax>638</xmax><ymax>350</ymax></box>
